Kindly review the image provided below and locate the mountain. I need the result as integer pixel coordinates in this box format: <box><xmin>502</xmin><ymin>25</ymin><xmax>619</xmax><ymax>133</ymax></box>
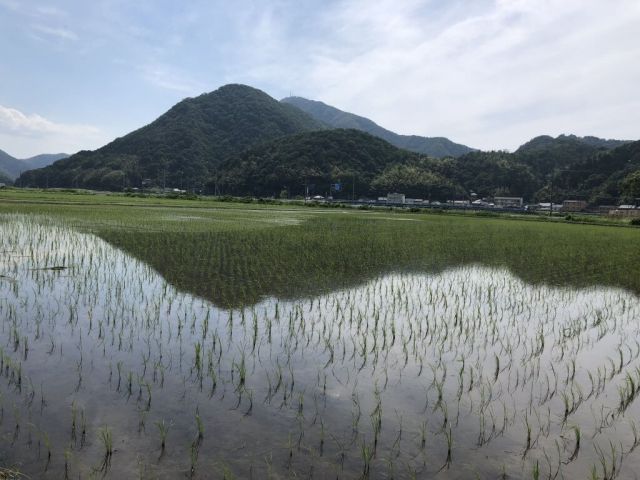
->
<box><xmin>0</xmin><ymin>149</ymin><xmax>68</xmax><ymax>181</ymax></box>
<box><xmin>14</xmin><ymin>83</ymin><xmax>638</xmax><ymax>205</ymax></box>
<box><xmin>549</xmin><ymin>139</ymin><xmax>640</xmax><ymax>204</ymax></box>
<box><xmin>515</xmin><ymin>134</ymin><xmax>633</xmax><ymax>180</ymax></box>
<box><xmin>18</xmin><ymin>84</ymin><xmax>324</xmax><ymax>190</ymax></box>
<box><xmin>0</xmin><ymin>149</ymin><xmax>17</xmax><ymax>179</ymax></box>
<box><xmin>377</xmin><ymin>137</ymin><xmax>640</xmax><ymax>204</ymax></box>
<box><xmin>0</xmin><ymin>170</ymin><xmax>11</xmax><ymax>185</ymax></box>
<box><xmin>518</xmin><ymin>134</ymin><xmax>630</xmax><ymax>153</ymax></box>
<box><xmin>218</xmin><ymin>129</ymin><xmax>419</xmax><ymax>197</ymax></box>
<box><xmin>25</xmin><ymin>153</ymin><xmax>70</xmax><ymax>170</ymax></box>
<box><xmin>281</xmin><ymin>96</ymin><xmax>474</xmax><ymax>158</ymax></box>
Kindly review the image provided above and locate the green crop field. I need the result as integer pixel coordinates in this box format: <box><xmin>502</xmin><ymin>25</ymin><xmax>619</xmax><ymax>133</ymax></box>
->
<box><xmin>2</xmin><ymin>189</ymin><xmax>639</xmax><ymax>306</ymax></box>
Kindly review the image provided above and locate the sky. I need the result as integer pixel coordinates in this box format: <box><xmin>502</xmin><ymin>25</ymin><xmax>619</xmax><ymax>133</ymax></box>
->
<box><xmin>0</xmin><ymin>0</ymin><xmax>639</xmax><ymax>158</ymax></box>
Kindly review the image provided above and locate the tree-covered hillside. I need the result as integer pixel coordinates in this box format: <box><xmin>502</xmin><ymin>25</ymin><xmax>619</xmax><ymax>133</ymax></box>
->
<box><xmin>516</xmin><ymin>134</ymin><xmax>631</xmax><ymax>179</ymax></box>
<box><xmin>548</xmin><ymin>140</ymin><xmax>640</xmax><ymax>204</ymax></box>
<box><xmin>371</xmin><ymin>137</ymin><xmax>640</xmax><ymax>204</ymax></box>
<box><xmin>216</xmin><ymin>131</ymin><xmax>639</xmax><ymax>204</ymax></box>
<box><xmin>217</xmin><ymin>129</ymin><xmax>418</xmax><ymax>197</ymax></box>
<box><xmin>18</xmin><ymin>85</ymin><xmax>324</xmax><ymax>190</ymax></box>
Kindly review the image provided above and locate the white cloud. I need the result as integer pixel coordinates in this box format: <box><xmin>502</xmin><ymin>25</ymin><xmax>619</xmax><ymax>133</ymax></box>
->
<box><xmin>0</xmin><ymin>105</ymin><xmax>97</xmax><ymax>136</ymax></box>
<box><xmin>2</xmin><ymin>0</ymin><xmax>637</xmax><ymax>154</ymax></box>
<box><xmin>0</xmin><ymin>105</ymin><xmax>105</xmax><ymax>157</ymax></box>
<box><xmin>286</xmin><ymin>0</ymin><xmax>640</xmax><ymax>149</ymax></box>
<box><xmin>31</xmin><ymin>24</ymin><xmax>78</xmax><ymax>41</ymax></box>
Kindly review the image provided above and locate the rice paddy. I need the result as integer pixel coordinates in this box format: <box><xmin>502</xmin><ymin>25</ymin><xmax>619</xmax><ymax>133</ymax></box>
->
<box><xmin>1</xmin><ymin>193</ymin><xmax>640</xmax><ymax>478</ymax></box>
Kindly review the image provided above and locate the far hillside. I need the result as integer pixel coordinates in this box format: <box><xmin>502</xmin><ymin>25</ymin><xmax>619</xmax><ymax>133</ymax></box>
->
<box><xmin>0</xmin><ymin>149</ymin><xmax>68</xmax><ymax>180</ymax></box>
<box><xmin>281</xmin><ymin>96</ymin><xmax>474</xmax><ymax>158</ymax></box>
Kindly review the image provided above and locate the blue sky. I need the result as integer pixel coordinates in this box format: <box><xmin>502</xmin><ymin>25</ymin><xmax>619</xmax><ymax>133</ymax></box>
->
<box><xmin>1</xmin><ymin>0</ymin><xmax>639</xmax><ymax>157</ymax></box>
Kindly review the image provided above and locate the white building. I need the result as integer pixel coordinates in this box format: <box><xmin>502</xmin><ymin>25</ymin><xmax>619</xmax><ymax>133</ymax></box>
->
<box><xmin>494</xmin><ymin>196</ymin><xmax>523</xmax><ymax>207</ymax></box>
<box><xmin>386</xmin><ymin>193</ymin><xmax>405</xmax><ymax>204</ymax></box>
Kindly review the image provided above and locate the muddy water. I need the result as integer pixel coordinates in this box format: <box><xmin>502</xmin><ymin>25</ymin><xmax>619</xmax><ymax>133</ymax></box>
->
<box><xmin>1</xmin><ymin>215</ymin><xmax>640</xmax><ymax>479</ymax></box>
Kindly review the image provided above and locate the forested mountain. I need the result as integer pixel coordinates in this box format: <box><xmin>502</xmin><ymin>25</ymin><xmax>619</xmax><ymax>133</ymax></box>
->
<box><xmin>368</xmin><ymin>137</ymin><xmax>640</xmax><ymax>204</ymax></box>
<box><xmin>515</xmin><ymin>134</ymin><xmax>631</xmax><ymax>179</ymax></box>
<box><xmin>518</xmin><ymin>134</ymin><xmax>630</xmax><ymax>153</ymax></box>
<box><xmin>14</xmin><ymin>83</ymin><xmax>638</xmax><ymax>205</ymax></box>
<box><xmin>281</xmin><ymin>96</ymin><xmax>474</xmax><ymax>158</ymax></box>
<box><xmin>217</xmin><ymin>129</ymin><xmax>418</xmax><ymax>197</ymax></box>
<box><xmin>547</xmin><ymin>139</ymin><xmax>640</xmax><ymax>204</ymax></box>
<box><xmin>213</xmin><ymin>129</ymin><xmax>638</xmax><ymax>203</ymax></box>
<box><xmin>18</xmin><ymin>84</ymin><xmax>324</xmax><ymax>190</ymax></box>
<box><xmin>0</xmin><ymin>149</ymin><xmax>68</xmax><ymax>181</ymax></box>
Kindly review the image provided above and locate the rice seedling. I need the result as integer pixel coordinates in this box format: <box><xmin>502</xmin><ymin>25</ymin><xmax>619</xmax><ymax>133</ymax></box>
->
<box><xmin>156</xmin><ymin>419</ymin><xmax>170</xmax><ymax>452</ymax></box>
<box><xmin>98</xmin><ymin>425</ymin><xmax>113</xmax><ymax>464</ymax></box>
<box><xmin>189</xmin><ymin>440</ymin><xmax>199</xmax><ymax>477</ymax></box>
<box><xmin>195</xmin><ymin>411</ymin><xmax>204</xmax><ymax>440</ymax></box>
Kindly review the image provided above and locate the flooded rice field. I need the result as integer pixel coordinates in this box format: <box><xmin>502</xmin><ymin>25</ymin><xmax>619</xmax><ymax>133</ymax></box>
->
<box><xmin>1</xmin><ymin>214</ymin><xmax>640</xmax><ymax>478</ymax></box>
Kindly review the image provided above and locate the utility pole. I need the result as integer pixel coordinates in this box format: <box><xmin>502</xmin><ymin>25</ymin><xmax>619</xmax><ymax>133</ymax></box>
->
<box><xmin>548</xmin><ymin>175</ymin><xmax>553</xmax><ymax>217</ymax></box>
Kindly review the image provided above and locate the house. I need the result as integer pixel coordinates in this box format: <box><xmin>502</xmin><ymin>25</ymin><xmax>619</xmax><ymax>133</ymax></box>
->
<box><xmin>609</xmin><ymin>207</ymin><xmax>640</xmax><ymax>218</ymax></box>
<box><xmin>597</xmin><ymin>205</ymin><xmax>616</xmax><ymax>214</ymax></box>
<box><xmin>562</xmin><ymin>200</ymin><xmax>588</xmax><ymax>212</ymax></box>
<box><xmin>386</xmin><ymin>193</ymin><xmax>405</xmax><ymax>204</ymax></box>
<box><xmin>494</xmin><ymin>196</ymin><xmax>523</xmax><ymax>208</ymax></box>
<box><xmin>538</xmin><ymin>203</ymin><xmax>562</xmax><ymax>212</ymax></box>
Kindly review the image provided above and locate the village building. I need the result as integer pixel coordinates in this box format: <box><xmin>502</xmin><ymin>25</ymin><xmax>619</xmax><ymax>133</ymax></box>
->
<box><xmin>562</xmin><ymin>200</ymin><xmax>588</xmax><ymax>212</ymax></box>
<box><xmin>494</xmin><ymin>197</ymin><xmax>523</xmax><ymax>207</ymax></box>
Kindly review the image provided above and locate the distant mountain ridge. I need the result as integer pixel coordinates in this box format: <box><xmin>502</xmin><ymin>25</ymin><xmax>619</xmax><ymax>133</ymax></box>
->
<box><xmin>281</xmin><ymin>96</ymin><xmax>474</xmax><ymax>158</ymax></box>
<box><xmin>0</xmin><ymin>149</ymin><xmax>68</xmax><ymax>180</ymax></box>
<box><xmin>517</xmin><ymin>134</ymin><xmax>631</xmax><ymax>153</ymax></box>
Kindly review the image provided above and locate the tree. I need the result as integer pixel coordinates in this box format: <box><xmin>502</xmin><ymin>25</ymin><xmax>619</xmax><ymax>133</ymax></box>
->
<box><xmin>621</xmin><ymin>170</ymin><xmax>640</xmax><ymax>202</ymax></box>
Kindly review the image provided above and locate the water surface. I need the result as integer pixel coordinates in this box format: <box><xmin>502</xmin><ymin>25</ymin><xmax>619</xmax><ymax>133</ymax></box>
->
<box><xmin>1</xmin><ymin>215</ymin><xmax>640</xmax><ymax>478</ymax></box>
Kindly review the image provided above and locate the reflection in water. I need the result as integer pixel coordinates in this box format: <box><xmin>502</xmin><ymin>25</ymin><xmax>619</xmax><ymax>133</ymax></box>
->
<box><xmin>99</xmin><ymin>216</ymin><xmax>640</xmax><ymax>309</ymax></box>
<box><xmin>1</xmin><ymin>215</ymin><xmax>640</xmax><ymax>479</ymax></box>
